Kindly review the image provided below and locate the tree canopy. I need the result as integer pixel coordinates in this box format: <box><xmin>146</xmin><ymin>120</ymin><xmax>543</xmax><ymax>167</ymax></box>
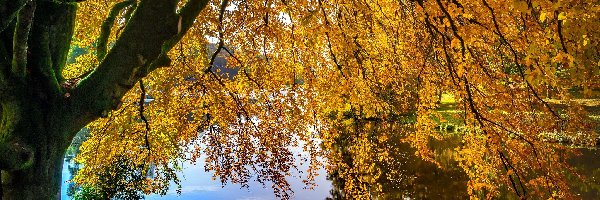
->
<box><xmin>3</xmin><ymin>0</ymin><xmax>600</xmax><ymax>199</ymax></box>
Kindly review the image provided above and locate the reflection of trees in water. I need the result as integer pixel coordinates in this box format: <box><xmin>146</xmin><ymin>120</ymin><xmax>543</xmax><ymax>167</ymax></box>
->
<box><xmin>63</xmin><ymin>118</ymin><xmax>600</xmax><ymax>199</ymax></box>
<box><xmin>65</xmin><ymin>129</ymin><xmax>168</xmax><ymax>199</ymax></box>
<box><xmin>321</xmin><ymin>114</ymin><xmax>600</xmax><ymax>200</ymax></box>
<box><xmin>567</xmin><ymin>149</ymin><xmax>600</xmax><ymax>199</ymax></box>
<box><xmin>323</xmin><ymin>117</ymin><xmax>469</xmax><ymax>199</ymax></box>
<box><xmin>65</xmin><ymin>128</ymin><xmax>89</xmax><ymax>198</ymax></box>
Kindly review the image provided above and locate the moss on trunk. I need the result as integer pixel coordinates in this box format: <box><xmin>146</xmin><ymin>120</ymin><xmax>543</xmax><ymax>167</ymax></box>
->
<box><xmin>2</xmin><ymin>149</ymin><xmax>64</xmax><ymax>200</ymax></box>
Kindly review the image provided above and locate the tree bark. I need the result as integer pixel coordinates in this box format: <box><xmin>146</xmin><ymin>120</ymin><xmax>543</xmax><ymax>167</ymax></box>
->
<box><xmin>0</xmin><ymin>82</ymin><xmax>74</xmax><ymax>199</ymax></box>
<box><xmin>2</xmin><ymin>147</ymin><xmax>64</xmax><ymax>199</ymax></box>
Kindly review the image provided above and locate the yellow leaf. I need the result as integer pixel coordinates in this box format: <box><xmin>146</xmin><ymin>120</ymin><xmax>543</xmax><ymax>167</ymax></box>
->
<box><xmin>513</xmin><ymin>1</ymin><xmax>529</xmax><ymax>12</ymax></box>
<box><xmin>451</xmin><ymin>38</ymin><xmax>461</xmax><ymax>49</ymax></box>
<box><xmin>539</xmin><ymin>12</ymin><xmax>547</xmax><ymax>22</ymax></box>
<box><xmin>558</xmin><ymin>12</ymin><xmax>567</xmax><ymax>20</ymax></box>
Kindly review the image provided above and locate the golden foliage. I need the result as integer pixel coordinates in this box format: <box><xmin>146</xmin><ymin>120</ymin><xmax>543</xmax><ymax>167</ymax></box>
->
<box><xmin>70</xmin><ymin>0</ymin><xmax>600</xmax><ymax>199</ymax></box>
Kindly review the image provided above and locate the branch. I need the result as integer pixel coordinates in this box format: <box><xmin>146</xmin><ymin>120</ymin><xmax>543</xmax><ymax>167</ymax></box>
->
<box><xmin>11</xmin><ymin>0</ymin><xmax>35</xmax><ymax>78</ymax></box>
<box><xmin>142</xmin><ymin>0</ymin><xmax>213</xmax><ymax>74</ymax></box>
<box><xmin>222</xmin><ymin>47</ymin><xmax>263</xmax><ymax>88</ymax></box>
<box><xmin>556</xmin><ymin>11</ymin><xmax>568</xmax><ymax>53</ymax></box>
<box><xmin>138</xmin><ymin>80</ymin><xmax>151</xmax><ymax>154</ymax></box>
<box><xmin>498</xmin><ymin>151</ymin><xmax>526</xmax><ymax>198</ymax></box>
<box><xmin>325</xmin><ymin>32</ymin><xmax>346</xmax><ymax>78</ymax></box>
<box><xmin>97</xmin><ymin>0</ymin><xmax>136</xmax><ymax>61</ymax></box>
<box><xmin>317</xmin><ymin>0</ymin><xmax>346</xmax><ymax>79</ymax></box>
<box><xmin>205</xmin><ymin>0</ymin><xmax>228</xmax><ymax>73</ymax></box>
<box><xmin>158</xmin><ymin>0</ymin><xmax>211</xmax><ymax>53</ymax></box>
<box><xmin>0</xmin><ymin>0</ymin><xmax>28</xmax><ymax>33</ymax></box>
<box><xmin>24</xmin><ymin>1</ymin><xmax>77</xmax><ymax>100</ymax></box>
<box><xmin>138</xmin><ymin>80</ymin><xmax>150</xmax><ymax>133</ymax></box>
<box><xmin>65</xmin><ymin>0</ymin><xmax>209</xmax><ymax>140</ymax></box>
<box><xmin>435</xmin><ymin>0</ymin><xmax>465</xmax><ymax>55</ymax></box>
<box><xmin>481</xmin><ymin>0</ymin><xmax>562</xmax><ymax>121</ymax></box>
<box><xmin>205</xmin><ymin>41</ymin><xmax>224</xmax><ymax>73</ymax></box>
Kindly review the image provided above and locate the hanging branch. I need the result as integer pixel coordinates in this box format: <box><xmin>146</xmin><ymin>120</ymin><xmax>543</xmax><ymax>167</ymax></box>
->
<box><xmin>481</xmin><ymin>0</ymin><xmax>562</xmax><ymax>121</ymax></box>
<box><xmin>556</xmin><ymin>11</ymin><xmax>568</xmax><ymax>53</ymax></box>
<box><xmin>317</xmin><ymin>0</ymin><xmax>346</xmax><ymax>79</ymax></box>
<box><xmin>138</xmin><ymin>80</ymin><xmax>150</xmax><ymax>150</ymax></box>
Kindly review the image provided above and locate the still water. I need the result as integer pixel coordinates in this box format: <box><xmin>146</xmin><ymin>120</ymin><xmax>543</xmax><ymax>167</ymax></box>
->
<box><xmin>59</xmin><ymin>135</ymin><xmax>470</xmax><ymax>199</ymax></box>
<box><xmin>60</xmin><ymin>137</ymin><xmax>600</xmax><ymax>199</ymax></box>
<box><xmin>61</xmin><ymin>156</ymin><xmax>332</xmax><ymax>200</ymax></box>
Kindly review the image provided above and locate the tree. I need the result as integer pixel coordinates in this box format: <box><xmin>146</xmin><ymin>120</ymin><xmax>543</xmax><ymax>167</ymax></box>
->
<box><xmin>2</xmin><ymin>0</ymin><xmax>600</xmax><ymax>199</ymax></box>
<box><xmin>0</xmin><ymin>0</ymin><xmax>209</xmax><ymax>198</ymax></box>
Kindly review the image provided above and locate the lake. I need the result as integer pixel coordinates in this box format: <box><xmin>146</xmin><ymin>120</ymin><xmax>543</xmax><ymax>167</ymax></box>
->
<box><xmin>61</xmin><ymin>155</ymin><xmax>332</xmax><ymax>200</ymax></box>
<box><xmin>60</xmin><ymin>134</ymin><xmax>600</xmax><ymax>199</ymax></box>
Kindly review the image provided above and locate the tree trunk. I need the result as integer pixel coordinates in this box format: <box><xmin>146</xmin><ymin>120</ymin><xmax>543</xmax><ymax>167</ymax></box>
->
<box><xmin>2</xmin><ymin>150</ymin><xmax>64</xmax><ymax>199</ymax></box>
<box><xmin>0</xmin><ymin>2</ymin><xmax>77</xmax><ymax>197</ymax></box>
<box><xmin>1</xmin><ymin>80</ymin><xmax>74</xmax><ymax>199</ymax></box>
<box><xmin>0</xmin><ymin>102</ymin><xmax>73</xmax><ymax>199</ymax></box>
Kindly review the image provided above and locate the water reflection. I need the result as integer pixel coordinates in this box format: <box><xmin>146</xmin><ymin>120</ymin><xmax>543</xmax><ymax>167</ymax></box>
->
<box><xmin>61</xmin><ymin>129</ymin><xmax>600</xmax><ymax>199</ymax></box>
<box><xmin>322</xmin><ymin>120</ymin><xmax>469</xmax><ymax>199</ymax></box>
<box><xmin>62</xmin><ymin>129</ymin><xmax>88</xmax><ymax>199</ymax></box>
<box><xmin>62</xmin><ymin>153</ymin><xmax>332</xmax><ymax>199</ymax></box>
<box><xmin>568</xmin><ymin>149</ymin><xmax>600</xmax><ymax>199</ymax></box>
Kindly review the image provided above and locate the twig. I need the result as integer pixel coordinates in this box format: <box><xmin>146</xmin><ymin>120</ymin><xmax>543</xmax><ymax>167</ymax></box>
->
<box><xmin>138</xmin><ymin>80</ymin><xmax>150</xmax><ymax>150</ymax></box>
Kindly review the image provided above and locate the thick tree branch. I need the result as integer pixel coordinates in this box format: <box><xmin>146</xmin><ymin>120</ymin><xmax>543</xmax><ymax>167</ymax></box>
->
<box><xmin>0</xmin><ymin>21</ymin><xmax>32</xmax><ymax>171</ymax></box>
<box><xmin>25</xmin><ymin>1</ymin><xmax>77</xmax><ymax>101</ymax></box>
<box><xmin>97</xmin><ymin>0</ymin><xmax>136</xmax><ymax>61</ymax></box>
<box><xmin>11</xmin><ymin>0</ymin><xmax>35</xmax><ymax>78</ymax></box>
<box><xmin>64</xmin><ymin>0</ymin><xmax>209</xmax><ymax>141</ymax></box>
<box><xmin>47</xmin><ymin>2</ymin><xmax>77</xmax><ymax>83</ymax></box>
<box><xmin>143</xmin><ymin>0</ymin><xmax>211</xmax><ymax>73</ymax></box>
<box><xmin>0</xmin><ymin>0</ymin><xmax>28</xmax><ymax>33</ymax></box>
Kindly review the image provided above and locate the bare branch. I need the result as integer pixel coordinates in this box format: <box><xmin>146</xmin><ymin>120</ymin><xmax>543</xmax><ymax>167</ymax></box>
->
<box><xmin>138</xmin><ymin>79</ymin><xmax>151</xmax><ymax>163</ymax></box>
